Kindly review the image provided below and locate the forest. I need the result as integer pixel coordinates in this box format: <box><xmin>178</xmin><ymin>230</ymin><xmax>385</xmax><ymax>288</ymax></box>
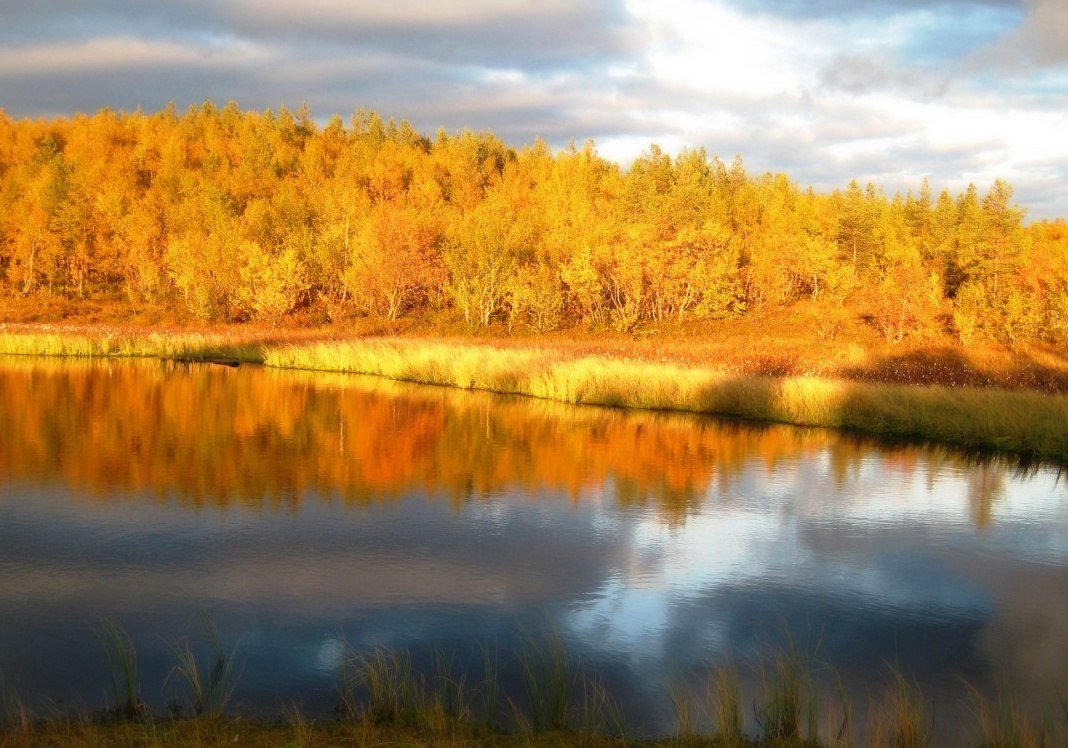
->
<box><xmin>0</xmin><ymin>101</ymin><xmax>1065</xmax><ymax>347</ymax></box>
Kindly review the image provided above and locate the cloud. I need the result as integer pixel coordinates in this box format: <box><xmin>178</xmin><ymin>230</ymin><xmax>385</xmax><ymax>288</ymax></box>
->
<box><xmin>0</xmin><ymin>0</ymin><xmax>1066</xmax><ymax>218</ymax></box>
<box><xmin>819</xmin><ymin>53</ymin><xmax>951</xmax><ymax>97</ymax></box>
<box><xmin>975</xmin><ymin>0</ymin><xmax>1068</xmax><ymax>68</ymax></box>
<box><xmin>0</xmin><ymin>36</ymin><xmax>269</xmax><ymax>74</ymax></box>
<box><xmin>0</xmin><ymin>0</ymin><xmax>643</xmax><ymax>73</ymax></box>
<box><xmin>727</xmin><ymin>0</ymin><xmax>1024</xmax><ymax>21</ymax></box>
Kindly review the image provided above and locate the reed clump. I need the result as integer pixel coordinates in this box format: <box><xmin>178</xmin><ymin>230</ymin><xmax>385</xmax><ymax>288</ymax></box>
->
<box><xmin>5</xmin><ymin>633</ymin><xmax>1068</xmax><ymax>746</ymax></box>
<box><xmin>515</xmin><ymin>630</ymin><xmax>579</xmax><ymax>734</ymax></box>
<box><xmin>165</xmin><ymin>615</ymin><xmax>240</xmax><ymax>719</ymax></box>
<box><xmin>866</xmin><ymin>668</ymin><xmax>932</xmax><ymax>748</ymax></box>
<box><xmin>0</xmin><ymin>329</ymin><xmax>263</xmax><ymax>364</ymax></box>
<box><xmin>94</xmin><ymin>618</ymin><xmax>146</xmax><ymax>720</ymax></box>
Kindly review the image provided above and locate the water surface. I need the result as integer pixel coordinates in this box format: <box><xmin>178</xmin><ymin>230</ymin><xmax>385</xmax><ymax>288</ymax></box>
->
<box><xmin>1</xmin><ymin>358</ymin><xmax>1065</xmax><ymax>741</ymax></box>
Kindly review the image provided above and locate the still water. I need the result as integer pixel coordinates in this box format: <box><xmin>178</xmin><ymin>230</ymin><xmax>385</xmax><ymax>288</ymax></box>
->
<box><xmin>1</xmin><ymin>357</ymin><xmax>1066</xmax><ymax>740</ymax></box>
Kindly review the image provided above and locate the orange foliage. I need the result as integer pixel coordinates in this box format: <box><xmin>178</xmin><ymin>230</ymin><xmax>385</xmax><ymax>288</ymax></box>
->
<box><xmin>0</xmin><ymin>359</ymin><xmax>996</xmax><ymax>522</ymax></box>
<box><xmin>0</xmin><ymin>104</ymin><xmax>1064</xmax><ymax>347</ymax></box>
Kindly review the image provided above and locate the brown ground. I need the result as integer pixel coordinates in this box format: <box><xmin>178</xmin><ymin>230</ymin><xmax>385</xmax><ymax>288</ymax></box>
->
<box><xmin>3</xmin><ymin>295</ymin><xmax>1067</xmax><ymax>394</ymax></box>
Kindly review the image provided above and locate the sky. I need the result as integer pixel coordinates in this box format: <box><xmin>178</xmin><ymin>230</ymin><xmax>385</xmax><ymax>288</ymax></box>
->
<box><xmin>1</xmin><ymin>0</ymin><xmax>1066</xmax><ymax>219</ymax></box>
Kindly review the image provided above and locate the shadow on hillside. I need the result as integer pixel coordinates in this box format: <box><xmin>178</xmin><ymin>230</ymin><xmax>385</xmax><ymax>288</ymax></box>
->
<box><xmin>840</xmin><ymin>346</ymin><xmax>1068</xmax><ymax>394</ymax></box>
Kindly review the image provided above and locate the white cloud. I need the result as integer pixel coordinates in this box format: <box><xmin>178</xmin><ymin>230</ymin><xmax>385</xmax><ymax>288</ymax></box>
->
<box><xmin>626</xmin><ymin>0</ymin><xmax>823</xmax><ymax>97</ymax></box>
<box><xmin>0</xmin><ymin>0</ymin><xmax>1065</xmax><ymax>217</ymax></box>
<box><xmin>0</xmin><ymin>36</ymin><xmax>270</xmax><ymax>74</ymax></box>
<box><xmin>979</xmin><ymin>0</ymin><xmax>1068</xmax><ymax>68</ymax></box>
<box><xmin>589</xmin><ymin>0</ymin><xmax>1068</xmax><ymax>218</ymax></box>
<box><xmin>223</xmin><ymin>0</ymin><xmax>581</xmax><ymax>26</ymax></box>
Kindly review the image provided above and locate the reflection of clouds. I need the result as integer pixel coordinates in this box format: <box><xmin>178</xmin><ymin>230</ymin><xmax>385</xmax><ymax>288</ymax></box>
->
<box><xmin>563</xmin><ymin>445</ymin><xmax>1068</xmax><ymax>736</ymax></box>
<box><xmin>0</xmin><ymin>489</ymin><xmax>630</xmax><ymax>610</ymax></box>
<box><xmin>315</xmin><ymin>637</ymin><xmax>345</xmax><ymax>673</ymax></box>
<box><xmin>3</xmin><ymin>362</ymin><xmax>1068</xmax><ymax>732</ymax></box>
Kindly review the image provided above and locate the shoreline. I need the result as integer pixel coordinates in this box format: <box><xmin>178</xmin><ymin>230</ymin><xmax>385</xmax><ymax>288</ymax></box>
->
<box><xmin>1</xmin><ymin>325</ymin><xmax>1066</xmax><ymax>463</ymax></box>
<box><xmin>2</xmin><ymin>634</ymin><xmax>1064</xmax><ymax>748</ymax></box>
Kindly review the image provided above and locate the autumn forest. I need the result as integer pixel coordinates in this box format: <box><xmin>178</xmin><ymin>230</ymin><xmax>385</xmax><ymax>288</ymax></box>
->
<box><xmin>0</xmin><ymin>102</ymin><xmax>1065</xmax><ymax>347</ymax></box>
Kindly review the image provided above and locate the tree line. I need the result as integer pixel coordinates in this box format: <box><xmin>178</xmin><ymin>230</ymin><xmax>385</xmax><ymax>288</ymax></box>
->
<box><xmin>0</xmin><ymin>102</ymin><xmax>1065</xmax><ymax>345</ymax></box>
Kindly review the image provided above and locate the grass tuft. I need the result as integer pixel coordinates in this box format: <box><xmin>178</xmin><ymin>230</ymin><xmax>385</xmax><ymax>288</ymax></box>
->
<box><xmin>709</xmin><ymin>664</ymin><xmax>745</xmax><ymax>744</ymax></box>
<box><xmin>516</xmin><ymin>629</ymin><xmax>579</xmax><ymax>734</ymax></box>
<box><xmin>93</xmin><ymin>618</ymin><xmax>145</xmax><ymax>720</ymax></box>
<box><xmin>0</xmin><ymin>676</ymin><xmax>30</xmax><ymax>735</ymax></box>
<box><xmin>164</xmin><ymin>614</ymin><xmax>240</xmax><ymax>719</ymax></box>
<box><xmin>754</xmin><ymin>646</ymin><xmax>819</xmax><ymax>743</ymax></box>
<box><xmin>867</xmin><ymin>666</ymin><xmax>932</xmax><ymax>748</ymax></box>
<box><xmin>338</xmin><ymin>644</ymin><xmax>426</xmax><ymax>725</ymax></box>
<box><xmin>9</xmin><ymin>631</ymin><xmax>1068</xmax><ymax>745</ymax></box>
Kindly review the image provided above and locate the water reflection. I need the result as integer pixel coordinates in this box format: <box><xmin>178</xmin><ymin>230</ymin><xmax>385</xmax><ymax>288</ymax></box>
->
<box><xmin>0</xmin><ymin>358</ymin><xmax>1066</xmax><ymax>742</ymax></box>
<box><xmin>0</xmin><ymin>357</ymin><xmax>1047</xmax><ymax>516</ymax></box>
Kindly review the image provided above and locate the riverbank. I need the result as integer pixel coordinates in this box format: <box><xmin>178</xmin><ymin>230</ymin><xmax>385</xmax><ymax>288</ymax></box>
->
<box><xmin>1</xmin><ymin>647</ymin><xmax>1062</xmax><ymax>748</ymax></box>
<box><xmin>1</xmin><ymin>659</ymin><xmax>1063</xmax><ymax>748</ymax></box>
<box><xmin>1</xmin><ymin>323</ymin><xmax>1067</xmax><ymax>463</ymax></box>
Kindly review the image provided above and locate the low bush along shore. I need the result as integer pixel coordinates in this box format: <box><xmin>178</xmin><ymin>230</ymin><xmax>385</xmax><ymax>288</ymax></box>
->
<box><xmin>0</xmin><ymin>325</ymin><xmax>1066</xmax><ymax>463</ymax></box>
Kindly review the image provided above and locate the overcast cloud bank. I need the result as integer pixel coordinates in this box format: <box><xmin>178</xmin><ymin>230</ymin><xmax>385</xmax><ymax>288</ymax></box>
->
<box><xmin>1</xmin><ymin>0</ymin><xmax>1065</xmax><ymax>218</ymax></box>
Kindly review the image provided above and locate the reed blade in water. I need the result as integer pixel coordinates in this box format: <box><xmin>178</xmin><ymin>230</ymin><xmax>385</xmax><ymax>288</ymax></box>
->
<box><xmin>867</xmin><ymin>666</ymin><xmax>932</xmax><ymax>748</ymax></box>
<box><xmin>0</xmin><ymin>675</ymin><xmax>30</xmax><ymax>734</ymax></box>
<box><xmin>338</xmin><ymin>644</ymin><xmax>426</xmax><ymax>725</ymax></box>
<box><xmin>753</xmin><ymin>646</ymin><xmax>823</xmax><ymax>743</ymax></box>
<box><xmin>93</xmin><ymin>618</ymin><xmax>144</xmax><ymax>719</ymax></box>
<box><xmin>165</xmin><ymin>615</ymin><xmax>240</xmax><ymax>719</ymax></box>
<box><xmin>709</xmin><ymin>663</ymin><xmax>744</xmax><ymax>743</ymax></box>
<box><xmin>516</xmin><ymin>628</ymin><xmax>577</xmax><ymax>733</ymax></box>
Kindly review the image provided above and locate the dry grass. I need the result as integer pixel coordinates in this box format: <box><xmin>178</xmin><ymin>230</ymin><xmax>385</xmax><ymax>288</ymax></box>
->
<box><xmin>5</xmin><ymin>643</ymin><xmax>1068</xmax><ymax>747</ymax></box>
<box><xmin>264</xmin><ymin>338</ymin><xmax>1068</xmax><ymax>462</ymax></box>
<box><xmin>3</xmin><ymin>322</ymin><xmax>1067</xmax><ymax>462</ymax></box>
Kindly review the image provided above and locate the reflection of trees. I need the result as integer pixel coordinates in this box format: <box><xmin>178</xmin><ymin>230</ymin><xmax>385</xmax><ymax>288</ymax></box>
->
<box><xmin>0</xmin><ymin>359</ymin><xmax>1024</xmax><ymax>524</ymax></box>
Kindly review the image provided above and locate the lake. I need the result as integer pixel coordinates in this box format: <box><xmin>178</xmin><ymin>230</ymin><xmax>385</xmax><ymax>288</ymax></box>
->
<box><xmin>1</xmin><ymin>357</ymin><xmax>1066</xmax><ymax>742</ymax></box>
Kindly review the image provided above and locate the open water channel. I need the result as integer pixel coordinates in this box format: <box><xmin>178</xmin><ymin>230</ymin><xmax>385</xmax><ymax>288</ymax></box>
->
<box><xmin>1</xmin><ymin>358</ymin><xmax>1066</xmax><ymax>743</ymax></box>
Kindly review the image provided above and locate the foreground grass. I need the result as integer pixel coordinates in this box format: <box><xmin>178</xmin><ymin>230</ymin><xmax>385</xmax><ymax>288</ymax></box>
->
<box><xmin>3</xmin><ymin>622</ymin><xmax>1067</xmax><ymax>748</ymax></box>
<box><xmin>2</xmin><ymin>326</ymin><xmax>1067</xmax><ymax>463</ymax></box>
<box><xmin>0</xmin><ymin>717</ymin><xmax>517</xmax><ymax>748</ymax></box>
<box><xmin>3</xmin><ymin>657</ymin><xmax>1065</xmax><ymax>748</ymax></box>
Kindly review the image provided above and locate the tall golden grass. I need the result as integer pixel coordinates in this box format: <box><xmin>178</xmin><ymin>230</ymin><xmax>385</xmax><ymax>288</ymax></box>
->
<box><xmin>264</xmin><ymin>339</ymin><xmax>1068</xmax><ymax>462</ymax></box>
<box><xmin>0</xmin><ymin>329</ymin><xmax>263</xmax><ymax>363</ymax></box>
<box><xmin>2</xmin><ymin>329</ymin><xmax>1065</xmax><ymax>462</ymax></box>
